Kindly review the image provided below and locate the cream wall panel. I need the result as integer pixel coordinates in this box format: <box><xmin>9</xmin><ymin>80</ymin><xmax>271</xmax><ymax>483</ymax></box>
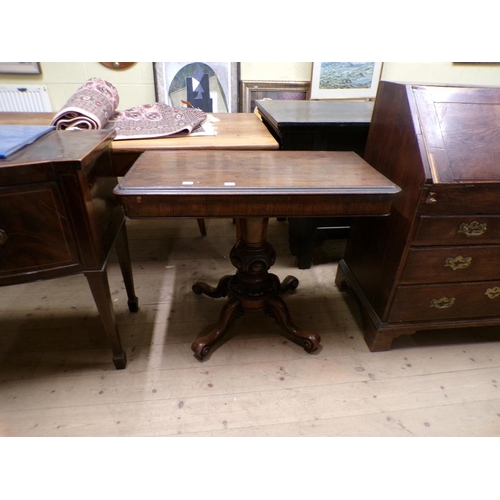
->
<box><xmin>40</xmin><ymin>62</ymin><xmax>88</xmax><ymax>83</ymax></box>
<box><xmin>240</xmin><ymin>62</ymin><xmax>312</xmax><ymax>81</ymax></box>
<box><xmin>0</xmin><ymin>62</ymin><xmax>156</xmax><ymax>111</ymax></box>
<box><xmin>381</xmin><ymin>62</ymin><xmax>500</xmax><ymax>86</ymax></box>
<box><xmin>2</xmin><ymin>62</ymin><xmax>500</xmax><ymax>112</ymax></box>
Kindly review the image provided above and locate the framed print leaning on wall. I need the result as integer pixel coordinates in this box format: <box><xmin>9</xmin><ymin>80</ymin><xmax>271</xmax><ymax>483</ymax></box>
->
<box><xmin>240</xmin><ymin>80</ymin><xmax>310</xmax><ymax>112</ymax></box>
<box><xmin>154</xmin><ymin>62</ymin><xmax>239</xmax><ymax>113</ymax></box>
<box><xmin>310</xmin><ymin>62</ymin><xmax>383</xmax><ymax>99</ymax></box>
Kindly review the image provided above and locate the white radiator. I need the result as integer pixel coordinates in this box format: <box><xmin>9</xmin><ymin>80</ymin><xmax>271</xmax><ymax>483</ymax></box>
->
<box><xmin>0</xmin><ymin>85</ymin><xmax>52</xmax><ymax>112</ymax></box>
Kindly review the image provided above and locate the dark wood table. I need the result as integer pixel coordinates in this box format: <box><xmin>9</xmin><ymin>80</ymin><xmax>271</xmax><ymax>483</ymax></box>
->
<box><xmin>256</xmin><ymin>100</ymin><xmax>374</xmax><ymax>153</ymax></box>
<box><xmin>114</xmin><ymin>150</ymin><xmax>400</xmax><ymax>360</ymax></box>
<box><xmin>256</xmin><ymin>100</ymin><xmax>375</xmax><ymax>269</ymax></box>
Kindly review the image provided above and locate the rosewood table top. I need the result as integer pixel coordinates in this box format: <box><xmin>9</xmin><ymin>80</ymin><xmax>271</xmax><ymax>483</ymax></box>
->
<box><xmin>114</xmin><ymin>150</ymin><xmax>400</xmax><ymax>218</ymax></box>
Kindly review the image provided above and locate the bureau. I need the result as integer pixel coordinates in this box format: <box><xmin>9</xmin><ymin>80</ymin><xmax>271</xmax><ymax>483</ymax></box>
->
<box><xmin>0</xmin><ymin>129</ymin><xmax>138</xmax><ymax>368</ymax></box>
<box><xmin>335</xmin><ymin>81</ymin><xmax>500</xmax><ymax>351</ymax></box>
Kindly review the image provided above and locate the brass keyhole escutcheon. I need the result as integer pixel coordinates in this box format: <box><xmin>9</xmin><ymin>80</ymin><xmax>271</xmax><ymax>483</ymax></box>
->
<box><xmin>426</xmin><ymin>192</ymin><xmax>438</xmax><ymax>204</ymax></box>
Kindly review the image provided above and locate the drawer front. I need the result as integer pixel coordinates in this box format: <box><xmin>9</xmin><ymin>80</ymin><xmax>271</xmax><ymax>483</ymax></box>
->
<box><xmin>0</xmin><ymin>184</ymin><xmax>80</xmax><ymax>278</ymax></box>
<box><xmin>389</xmin><ymin>281</ymin><xmax>500</xmax><ymax>322</ymax></box>
<box><xmin>401</xmin><ymin>245</ymin><xmax>500</xmax><ymax>284</ymax></box>
<box><xmin>419</xmin><ymin>185</ymin><xmax>500</xmax><ymax>215</ymax></box>
<box><xmin>413</xmin><ymin>215</ymin><xmax>500</xmax><ymax>245</ymax></box>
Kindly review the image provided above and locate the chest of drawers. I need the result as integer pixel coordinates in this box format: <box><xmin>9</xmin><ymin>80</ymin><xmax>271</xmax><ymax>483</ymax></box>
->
<box><xmin>0</xmin><ymin>130</ymin><xmax>138</xmax><ymax>368</ymax></box>
<box><xmin>335</xmin><ymin>81</ymin><xmax>500</xmax><ymax>351</ymax></box>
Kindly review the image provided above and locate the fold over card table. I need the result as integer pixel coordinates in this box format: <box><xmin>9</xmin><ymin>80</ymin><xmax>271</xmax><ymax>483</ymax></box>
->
<box><xmin>114</xmin><ymin>150</ymin><xmax>400</xmax><ymax>360</ymax></box>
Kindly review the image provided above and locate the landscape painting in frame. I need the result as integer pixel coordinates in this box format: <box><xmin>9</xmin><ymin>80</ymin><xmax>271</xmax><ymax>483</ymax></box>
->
<box><xmin>310</xmin><ymin>62</ymin><xmax>383</xmax><ymax>99</ymax></box>
<box><xmin>154</xmin><ymin>62</ymin><xmax>239</xmax><ymax>113</ymax></box>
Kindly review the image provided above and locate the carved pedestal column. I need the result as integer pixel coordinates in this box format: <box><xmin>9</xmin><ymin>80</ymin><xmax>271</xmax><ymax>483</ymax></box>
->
<box><xmin>191</xmin><ymin>218</ymin><xmax>321</xmax><ymax>360</ymax></box>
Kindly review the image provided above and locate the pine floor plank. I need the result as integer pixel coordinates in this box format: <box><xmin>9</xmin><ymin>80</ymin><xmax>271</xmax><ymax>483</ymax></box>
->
<box><xmin>1</xmin><ymin>218</ymin><xmax>500</xmax><ymax>436</ymax></box>
<box><xmin>182</xmin><ymin>400</ymin><xmax>500</xmax><ymax>437</ymax></box>
<box><xmin>2</xmin><ymin>344</ymin><xmax>500</xmax><ymax>412</ymax></box>
<box><xmin>1</xmin><ymin>366</ymin><xmax>499</xmax><ymax>436</ymax></box>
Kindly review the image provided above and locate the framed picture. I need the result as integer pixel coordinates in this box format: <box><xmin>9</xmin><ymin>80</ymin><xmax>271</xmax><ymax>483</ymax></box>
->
<box><xmin>310</xmin><ymin>62</ymin><xmax>383</xmax><ymax>99</ymax></box>
<box><xmin>0</xmin><ymin>62</ymin><xmax>41</xmax><ymax>75</ymax></box>
<box><xmin>240</xmin><ymin>80</ymin><xmax>310</xmax><ymax>112</ymax></box>
<box><xmin>154</xmin><ymin>62</ymin><xmax>239</xmax><ymax>113</ymax></box>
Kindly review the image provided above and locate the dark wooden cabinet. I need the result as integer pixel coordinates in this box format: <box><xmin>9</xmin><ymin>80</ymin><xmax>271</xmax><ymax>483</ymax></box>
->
<box><xmin>0</xmin><ymin>130</ymin><xmax>138</xmax><ymax>368</ymax></box>
<box><xmin>256</xmin><ymin>100</ymin><xmax>374</xmax><ymax>268</ymax></box>
<box><xmin>335</xmin><ymin>81</ymin><xmax>500</xmax><ymax>351</ymax></box>
<box><xmin>256</xmin><ymin>100</ymin><xmax>373</xmax><ymax>153</ymax></box>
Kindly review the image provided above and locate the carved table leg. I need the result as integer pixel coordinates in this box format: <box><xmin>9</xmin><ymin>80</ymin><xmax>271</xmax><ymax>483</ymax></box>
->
<box><xmin>272</xmin><ymin>274</ymin><xmax>299</xmax><ymax>294</ymax></box>
<box><xmin>191</xmin><ymin>217</ymin><xmax>322</xmax><ymax>359</ymax></box>
<box><xmin>191</xmin><ymin>297</ymin><xmax>242</xmax><ymax>360</ymax></box>
<box><xmin>264</xmin><ymin>295</ymin><xmax>321</xmax><ymax>352</ymax></box>
<box><xmin>192</xmin><ymin>274</ymin><xmax>232</xmax><ymax>298</ymax></box>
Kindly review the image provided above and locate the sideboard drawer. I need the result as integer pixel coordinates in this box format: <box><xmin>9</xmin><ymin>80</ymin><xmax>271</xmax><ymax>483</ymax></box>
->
<box><xmin>401</xmin><ymin>245</ymin><xmax>500</xmax><ymax>284</ymax></box>
<box><xmin>388</xmin><ymin>281</ymin><xmax>500</xmax><ymax>322</ymax></box>
<box><xmin>0</xmin><ymin>184</ymin><xmax>80</xmax><ymax>279</ymax></box>
<box><xmin>413</xmin><ymin>215</ymin><xmax>500</xmax><ymax>245</ymax></box>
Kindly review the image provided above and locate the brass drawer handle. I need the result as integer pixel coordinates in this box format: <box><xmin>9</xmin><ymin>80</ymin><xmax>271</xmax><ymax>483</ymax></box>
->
<box><xmin>430</xmin><ymin>297</ymin><xmax>456</xmax><ymax>309</ymax></box>
<box><xmin>485</xmin><ymin>287</ymin><xmax>500</xmax><ymax>300</ymax></box>
<box><xmin>458</xmin><ymin>221</ymin><xmax>487</xmax><ymax>237</ymax></box>
<box><xmin>444</xmin><ymin>255</ymin><xmax>472</xmax><ymax>270</ymax></box>
<box><xmin>0</xmin><ymin>229</ymin><xmax>7</xmax><ymax>246</ymax></box>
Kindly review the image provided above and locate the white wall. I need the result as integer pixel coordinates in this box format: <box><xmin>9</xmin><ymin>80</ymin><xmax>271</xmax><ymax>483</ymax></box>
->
<box><xmin>381</xmin><ymin>62</ymin><xmax>500</xmax><ymax>86</ymax></box>
<box><xmin>1</xmin><ymin>62</ymin><xmax>500</xmax><ymax>111</ymax></box>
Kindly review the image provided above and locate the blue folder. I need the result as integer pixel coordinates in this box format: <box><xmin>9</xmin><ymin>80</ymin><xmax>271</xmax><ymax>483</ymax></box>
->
<box><xmin>0</xmin><ymin>125</ymin><xmax>55</xmax><ymax>159</ymax></box>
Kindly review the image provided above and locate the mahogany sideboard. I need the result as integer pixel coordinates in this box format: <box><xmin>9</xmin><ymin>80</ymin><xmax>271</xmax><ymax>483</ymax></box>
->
<box><xmin>256</xmin><ymin>100</ymin><xmax>374</xmax><ymax>269</ymax></box>
<box><xmin>335</xmin><ymin>81</ymin><xmax>500</xmax><ymax>351</ymax></box>
<box><xmin>0</xmin><ymin>129</ymin><xmax>138</xmax><ymax>368</ymax></box>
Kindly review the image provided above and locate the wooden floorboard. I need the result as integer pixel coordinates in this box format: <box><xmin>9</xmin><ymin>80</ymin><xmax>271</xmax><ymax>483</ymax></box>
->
<box><xmin>1</xmin><ymin>217</ymin><xmax>500</xmax><ymax>437</ymax></box>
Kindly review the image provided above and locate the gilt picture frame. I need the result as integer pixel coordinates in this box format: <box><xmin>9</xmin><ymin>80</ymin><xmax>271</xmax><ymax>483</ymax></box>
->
<box><xmin>154</xmin><ymin>62</ymin><xmax>239</xmax><ymax>113</ymax></box>
<box><xmin>310</xmin><ymin>62</ymin><xmax>383</xmax><ymax>99</ymax></box>
<box><xmin>0</xmin><ymin>62</ymin><xmax>42</xmax><ymax>75</ymax></box>
<box><xmin>240</xmin><ymin>80</ymin><xmax>310</xmax><ymax>112</ymax></box>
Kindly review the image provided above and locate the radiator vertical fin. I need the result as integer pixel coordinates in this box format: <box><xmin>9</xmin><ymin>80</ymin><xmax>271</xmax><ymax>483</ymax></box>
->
<box><xmin>0</xmin><ymin>86</ymin><xmax>52</xmax><ymax>112</ymax></box>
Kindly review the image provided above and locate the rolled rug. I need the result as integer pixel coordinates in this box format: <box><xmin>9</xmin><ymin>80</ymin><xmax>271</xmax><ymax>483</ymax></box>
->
<box><xmin>105</xmin><ymin>102</ymin><xmax>212</xmax><ymax>140</ymax></box>
<box><xmin>51</xmin><ymin>77</ymin><xmax>214</xmax><ymax>139</ymax></box>
<box><xmin>51</xmin><ymin>78</ymin><xmax>119</xmax><ymax>130</ymax></box>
